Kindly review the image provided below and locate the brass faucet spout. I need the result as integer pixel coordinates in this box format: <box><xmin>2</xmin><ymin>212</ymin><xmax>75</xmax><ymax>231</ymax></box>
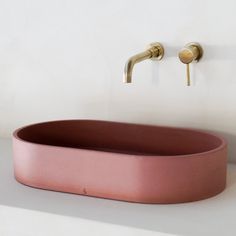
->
<box><xmin>123</xmin><ymin>42</ymin><xmax>164</xmax><ymax>83</ymax></box>
<box><xmin>123</xmin><ymin>51</ymin><xmax>151</xmax><ymax>83</ymax></box>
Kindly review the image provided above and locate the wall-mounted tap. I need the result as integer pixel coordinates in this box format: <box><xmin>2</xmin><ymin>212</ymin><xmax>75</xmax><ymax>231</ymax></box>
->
<box><xmin>123</xmin><ymin>42</ymin><xmax>164</xmax><ymax>83</ymax></box>
<box><xmin>178</xmin><ymin>42</ymin><xmax>203</xmax><ymax>86</ymax></box>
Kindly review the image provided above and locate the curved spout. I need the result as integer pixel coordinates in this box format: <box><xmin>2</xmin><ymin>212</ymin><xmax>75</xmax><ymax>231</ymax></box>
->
<box><xmin>123</xmin><ymin>50</ymin><xmax>152</xmax><ymax>83</ymax></box>
<box><xmin>123</xmin><ymin>42</ymin><xmax>164</xmax><ymax>83</ymax></box>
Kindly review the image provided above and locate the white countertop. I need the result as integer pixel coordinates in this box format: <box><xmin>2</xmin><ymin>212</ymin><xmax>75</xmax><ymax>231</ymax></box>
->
<box><xmin>1</xmin><ymin>138</ymin><xmax>236</xmax><ymax>236</ymax></box>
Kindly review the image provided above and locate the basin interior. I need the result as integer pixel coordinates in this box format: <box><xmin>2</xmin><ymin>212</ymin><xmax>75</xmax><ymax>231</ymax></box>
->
<box><xmin>15</xmin><ymin>120</ymin><xmax>223</xmax><ymax>156</ymax></box>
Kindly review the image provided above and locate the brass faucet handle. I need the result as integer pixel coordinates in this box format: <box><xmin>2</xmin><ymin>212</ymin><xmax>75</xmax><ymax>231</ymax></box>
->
<box><xmin>178</xmin><ymin>42</ymin><xmax>203</xmax><ymax>86</ymax></box>
<box><xmin>178</xmin><ymin>43</ymin><xmax>203</xmax><ymax>64</ymax></box>
<box><xmin>186</xmin><ymin>63</ymin><xmax>190</xmax><ymax>86</ymax></box>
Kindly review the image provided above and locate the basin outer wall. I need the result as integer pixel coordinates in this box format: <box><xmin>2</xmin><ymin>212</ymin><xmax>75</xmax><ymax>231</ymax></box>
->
<box><xmin>12</xmin><ymin>133</ymin><xmax>227</xmax><ymax>204</ymax></box>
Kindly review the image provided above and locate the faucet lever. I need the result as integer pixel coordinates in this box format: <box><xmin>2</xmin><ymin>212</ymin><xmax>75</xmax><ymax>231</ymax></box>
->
<box><xmin>186</xmin><ymin>63</ymin><xmax>190</xmax><ymax>86</ymax></box>
<box><xmin>124</xmin><ymin>42</ymin><xmax>164</xmax><ymax>83</ymax></box>
<box><xmin>178</xmin><ymin>42</ymin><xmax>203</xmax><ymax>86</ymax></box>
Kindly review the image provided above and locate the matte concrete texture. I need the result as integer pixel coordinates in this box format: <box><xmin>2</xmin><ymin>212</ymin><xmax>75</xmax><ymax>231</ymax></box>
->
<box><xmin>13</xmin><ymin>120</ymin><xmax>227</xmax><ymax>203</ymax></box>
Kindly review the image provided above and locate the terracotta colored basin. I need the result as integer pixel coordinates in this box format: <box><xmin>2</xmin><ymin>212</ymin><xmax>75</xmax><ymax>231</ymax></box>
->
<box><xmin>13</xmin><ymin>120</ymin><xmax>227</xmax><ymax>204</ymax></box>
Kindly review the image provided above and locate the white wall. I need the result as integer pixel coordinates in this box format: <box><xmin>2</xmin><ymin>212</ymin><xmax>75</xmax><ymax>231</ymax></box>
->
<box><xmin>1</xmin><ymin>0</ymin><xmax>236</xmax><ymax>162</ymax></box>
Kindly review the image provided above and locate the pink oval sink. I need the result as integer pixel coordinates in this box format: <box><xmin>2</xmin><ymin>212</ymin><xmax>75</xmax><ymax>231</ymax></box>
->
<box><xmin>13</xmin><ymin>120</ymin><xmax>227</xmax><ymax>204</ymax></box>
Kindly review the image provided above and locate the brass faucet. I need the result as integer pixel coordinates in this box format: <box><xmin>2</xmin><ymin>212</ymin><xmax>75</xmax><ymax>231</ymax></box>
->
<box><xmin>178</xmin><ymin>42</ymin><xmax>203</xmax><ymax>86</ymax></box>
<box><xmin>123</xmin><ymin>42</ymin><xmax>164</xmax><ymax>83</ymax></box>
